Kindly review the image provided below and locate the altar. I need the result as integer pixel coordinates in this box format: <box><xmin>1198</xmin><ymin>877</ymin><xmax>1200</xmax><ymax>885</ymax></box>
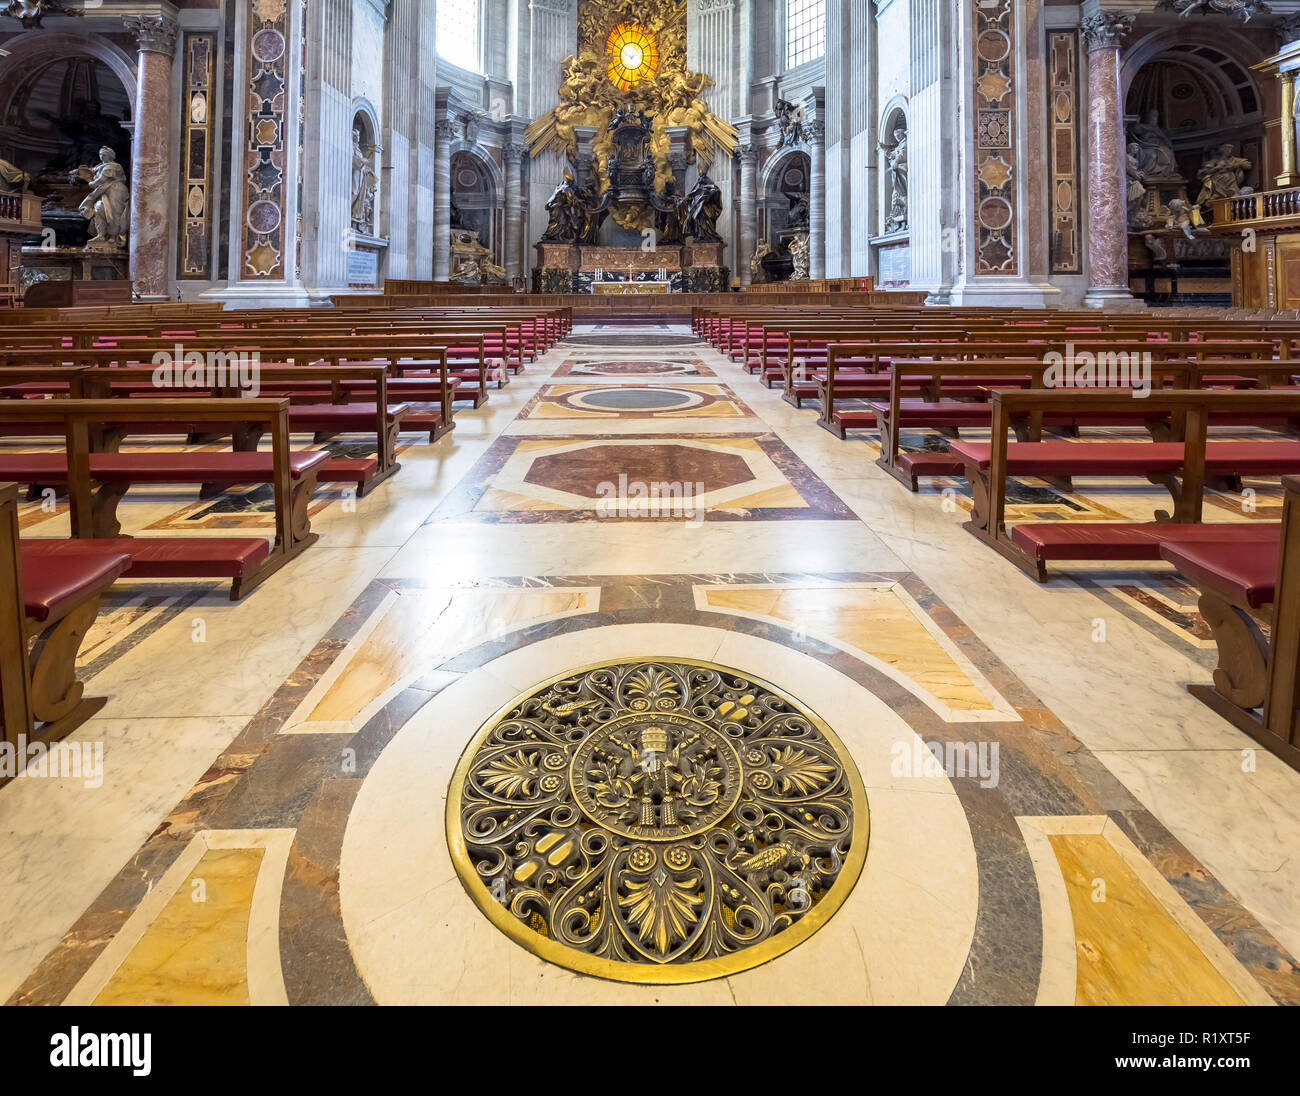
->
<box><xmin>593</xmin><ymin>281</ymin><xmax>671</xmax><ymax>295</ymax></box>
<box><xmin>525</xmin><ymin>24</ymin><xmax>736</xmax><ymax>296</ymax></box>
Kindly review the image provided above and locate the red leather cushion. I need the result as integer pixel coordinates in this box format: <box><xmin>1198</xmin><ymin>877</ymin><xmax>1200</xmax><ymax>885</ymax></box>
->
<box><xmin>19</xmin><ymin>543</ymin><xmax>131</xmax><ymax>622</ymax></box>
<box><xmin>288</xmin><ymin>403</ymin><xmax>410</xmax><ymax>429</ymax></box>
<box><xmin>1011</xmin><ymin>521</ymin><xmax>1281</xmax><ymax>563</ymax></box>
<box><xmin>831</xmin><ymin>411</ymin><xmax>878</xmax><ymax>428</ymax></box>
<box><xmin>318</xmin><ymin>457</ymin><xmax>379</xmax><ymax>484</ymax></box>
<box><xmin>1160</xmin><ymin>538</ymin><xmax>1279</xmax><ymax>608</ymax></box>
<box><xmin>0</xmin><ymin>453</ymin><xmax>69</xmax><ymax>481</ymax></box>
<box><xmin>866</xmin><ymin>400</ymin><xmax>993</xmax><ymax>425</ymax></box>
<box><xmin>899</xmin><ymin>452</ymin><xmax>966</xmax><ymax>477</ymax></box>
<box><xmin>23</xmin><ymin>535</ymin><xmax>272</xmax><ymax>579</ymax></box>
<box><xmin>90</xmin><ymin>450</ymin><xmax>329</xmax><ymax>482</ymax></box>
<box><xmin>1203</xmin><ymin>441</ymin><xmax>1300</xmax><ymax>476</ymax></box>
<box><xmin>949</xmin><ymin>441</ymin><xmax>1187</xmax><ymax>476</ymax></box>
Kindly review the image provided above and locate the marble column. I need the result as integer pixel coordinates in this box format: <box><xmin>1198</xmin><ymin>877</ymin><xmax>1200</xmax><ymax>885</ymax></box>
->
<box><xmin>124</xmin><ymin>13</ymin><xmax>179</xmax><ymax>301</ymax></box>
<box><xmin>737</xmin><ymin>143</ymin><xmax>758</xmax><ymax>285</ymax></box>
<box><xmin>432</xmin><ymin>119</ymin><xmax>454</xmax><ymax>279</ymax></box>
<box><xmin>504</xmin><ymin>142</ymin><xmax>525</xmax><ymax>284</ymax></box>
<box><xmin>808</xmin><ymin>119</ymin><xmax>827</xmax><ymax>280</ymax></box>
<box><xmin>1081</xmin><ymin>11</ymin><xmax>1134</xmax><ymax>308</ymax></box>
<box><xmin>1277</xmin><ymin>73</ymin><xmax>1300</xmax><ymax>188</ymax></box>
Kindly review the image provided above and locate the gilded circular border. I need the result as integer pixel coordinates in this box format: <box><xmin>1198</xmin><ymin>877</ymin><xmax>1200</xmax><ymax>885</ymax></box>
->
<box><xmin>445</xmin><ymin>657</ymin><xmax>871</xmax><ymax>985</ymax></box>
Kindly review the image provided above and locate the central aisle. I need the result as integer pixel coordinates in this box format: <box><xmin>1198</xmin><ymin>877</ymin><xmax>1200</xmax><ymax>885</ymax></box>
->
<box><xmin>2</xmin><ymin>324</ymin><xmax>1298</xmax><ymax>1006</ymax></box>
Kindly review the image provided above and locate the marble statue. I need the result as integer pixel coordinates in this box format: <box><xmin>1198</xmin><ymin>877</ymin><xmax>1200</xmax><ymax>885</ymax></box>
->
<box><xmin>1126</xmin><ymin>145</ymin><xmax>1152</xmax><ymax>228</ymax></box>
<box><xmin>789</xmin><ymin>233</ymin><xmax>811</xmax><ymax>280</ymax></box>
<box><xmin>1127</xmin><ymin>110</ymin><xmax>1180</xmax><ymax>179</ymax></box>
<box><xmin>881</xmin><ymin>124</ymin><xmax>909</xmax><ymax>232</ymax></box>
<box><xmin>786</xmin><ymin>192</ymin><xmax>810</xmax><ymax>230</ymax></box>
<box><xmin>750</xmin><ymin>241</ymin><xmax>773</xmax><ymax>283</ymax></box>
<box><xmin>1195</xmin><ymin>143</ymin><xmax>1252</xmax><ymax>209</ymax></box>
<box><xmin>350</xmin><ymin>128</ymin><xmax>378</xmax><ymax>232</ymax></box>
<box><xmin>2</xmin><ymin>0</ymin><xmax>85</xmax><ymax>29</ymax></box>
<box><xmin>776</xmin><ymin>98</ymin><xmax>808</xmax><ymax>149</ymax></box>
<box><xmin>655</xmin><ymin>176</ymin><xmax>685</xmax><ymax>246</ymax></box>
<box><xmin>0</xmin><ymin>156</ymin><xmax>31</xmax><ymax>195</ymax></box>
<box><xmin>1164</xmin><ymin>197</ymin><xmax>1205</xmax><ymax>241</ymax></box>
<box><xmin>39</xmin><ymin>98</ymin><xmax>130</xmax><ymax>175</ymax></box>
<box><xmin>541</xmin><ymin>169</ymin><xmax>587</xmax><ymax>244</ymax></box>
<box><xmin>1155</xmin><ymin>0</ymin><xmax>1272</xmax><ymax>22</ymax></box>
<box><xmin>70</xmin><ymin>146</ymin><xmax>129</xmax><ymax>251</ymax></box>
<box><xmin>685</xmin><ymin>172</ymin><xmax>723</xmax><ymax>242</ymax></box>
<box><xmin>450</xmin><ymin>230</ymin><xmax>507</xmax><ymax>286</ymax></box>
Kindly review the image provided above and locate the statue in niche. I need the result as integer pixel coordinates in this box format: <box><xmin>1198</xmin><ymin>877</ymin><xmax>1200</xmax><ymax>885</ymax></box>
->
<box><xmin>880</xmin><ymin>123</ymin><xmax>909</xmax><ymax>232</ymax></box>
<box><xmin>0</xmin><ymin>156</ymin><xmax>31</xmax><ymax>195</ymax></box>
<box><xmin>70</xmin><ymin>147</ymin><xmax>129</xmax><ymax>251</ymax></box>
<box><xmin>39</xmin><ymin>98</ymin><xmax>131</xmax><ymax>175</ymax></box>
<box><xmin>451</xmin><ymin>230</ymin><xmax>507</xmax><ymax>286</ymax></box>
<box><xmin>785</xmin><ymin>192</ymin><xmax>810</xmax><ymax>230</ymax></box>
<box><xmin>776</xmin><ymin>98</ymin><xmax>808</xmax><ymax>148</ymax></box>
<box><xmin>685</xmin><ymin>172</ymin><xmax>723</xmax><ymax>242</ymax></box>
<box><xmin>1126</xmin><ymin>145</ymin><xmax>1152</xmax><ymax>227</ymax></box>
<box><xmin>351</xmin><ymin>127</ymin><xmax>378</xmax><ymax>233</ymax></box>
<box><xmin>1127</xmin><ymin>110</ymin><xmax>1181</xmax><ymax>179</ymax></box>
<box><xmin>1195</xmin><ymin>142</ymin><xmax>1253</xmax><ymax>209</ymax></box>
<box><xmin>541</xmin><ymin>168</ymin><xmax>589</xmax><ymax>243</ymax></box>
<box><xmin>750</xmin><ymin>241</ymin><xmax>774</xmax><ymax>283</ymax></box>
<box><xmin>789</xmin><ymin>233</ymin><xmax>811</xmax><ymax>280</ymax></box>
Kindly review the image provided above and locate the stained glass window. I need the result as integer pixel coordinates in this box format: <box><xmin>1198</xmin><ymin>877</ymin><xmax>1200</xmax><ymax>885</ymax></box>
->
<box><xmin>606</xmin><ymin>23</ymin><xmax>659</xmax><ymax>90</ymax></box>
<box><xmin>437</xmin><ymin>0</ymin><xmax>481</xmax><ymax>73</ymax></box>
<box><xmin>786</xmin><ymin>0</ymin><xmax>825</xmax><ymax>69</ymax></box>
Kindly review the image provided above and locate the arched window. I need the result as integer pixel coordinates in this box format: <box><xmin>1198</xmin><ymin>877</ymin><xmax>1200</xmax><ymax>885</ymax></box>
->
<box><xmin>437</xmin><ymin>0</ymin><xmax>481</xmax><ymax>73</ymax></box>
<box><xmin>786</xmin><ymin>0</ymin><xmax>825</xmax><ymax>69</ymax></box>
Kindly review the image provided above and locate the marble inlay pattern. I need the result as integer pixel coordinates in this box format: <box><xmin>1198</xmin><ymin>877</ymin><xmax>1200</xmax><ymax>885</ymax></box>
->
<box><xmin>554</xmin><ymin>359</ymin><xmax>717</xmax><ymax>377</ymax></box>
<box><xmin>973</xmin><ymin>0</ymin><xmax>1019</xmax><ymax>274</ymax></box>
<box><xmin>429</xmin><ymin>434</ymin><xmax>856</xmax><ymax>523</ymax></box>
<box><xmin>180</xmin><ymin>33</ymin><xmax>215</xmax><ymax>279</ymax></box>
<box><xmin>1047</xmin><ymin>31</ymin><xmax>1081</xmax><ymax>276</ymax></box>
<box><xmin>241</xmin><ymin>0</ymin><xmax>290</xmax><ymax>278</ymax></box>
<box><xmin>8</xmin><ymin>572</ymin><xmax>1297</xmax><ymax>1007</ymax></box>
<box><xmin>6</xmin><ymin>324</ymin><xmax>1300</xmax><ymax>1009</ymax></box>
<box><xmin>517</xmin><ymin>383</ymin><xmax>754</xmax><ymax>420</ymax></box>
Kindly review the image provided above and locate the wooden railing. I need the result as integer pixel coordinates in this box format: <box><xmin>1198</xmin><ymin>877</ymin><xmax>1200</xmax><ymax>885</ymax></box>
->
<box><xmin>1211</xmin><ymin>185</ymin><xmax>1300</xmax><ymax>228</ymax></box>
<box><xmin>0</xmin><ymin>191</ymin><xmax>41</xmax><ymax>231</ymax></box>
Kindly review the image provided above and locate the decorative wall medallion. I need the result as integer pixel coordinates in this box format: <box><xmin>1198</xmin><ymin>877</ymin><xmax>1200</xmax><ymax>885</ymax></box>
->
<box><xmin>447</xmin><ymin>659</ymin><xmax>868</xmax><ymax>983</ymax></box>
<box><xmin>241</xmin><ymin>0</ymin><xmax>289</xmax><ymax>280</ymax></box>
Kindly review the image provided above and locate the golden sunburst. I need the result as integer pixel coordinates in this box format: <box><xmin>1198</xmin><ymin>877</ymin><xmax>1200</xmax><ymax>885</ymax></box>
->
<box><xmin>606</xmin><ymin>23</ymin><xmax>659</xmax><ymax>90</ymax></box>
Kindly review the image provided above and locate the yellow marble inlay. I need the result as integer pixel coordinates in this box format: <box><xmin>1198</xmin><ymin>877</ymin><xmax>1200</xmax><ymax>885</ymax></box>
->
<box><xmin>1049</xmin><ymin>834</ymin><xmax>1244</xmax><ymax>1006</ymax></box>
<box><xmin>93</xmin><ymin>848</ymin><xmax>264</xmax><ymax>1006</ymax></box>
<box><xmin>703</xmin><ymin>586</ymin><xmax>994</xmax><ymax>711</ymax></box>
<box><xmin>308</xmin><ymin>589</ymin><xmax>591</xmax><ymax>724</ymax></box>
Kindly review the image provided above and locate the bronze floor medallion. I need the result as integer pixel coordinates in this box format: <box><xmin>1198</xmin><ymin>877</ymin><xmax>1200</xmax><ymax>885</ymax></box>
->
<box><xmin>447</xmin><ymin>659</ymin><xmax>869</xmax><ymax>983</ymax></box>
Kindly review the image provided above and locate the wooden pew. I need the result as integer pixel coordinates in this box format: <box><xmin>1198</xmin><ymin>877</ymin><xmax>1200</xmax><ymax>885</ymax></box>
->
<box><xmin>949</xmin><ymin>389</ymin><xmax>1300</xmax><ymax>580</ymax></box>
<box><xmin>1</xmin><ymin>482</ymin><xmax>133</xmax><ymax>773</ymax></box>
<box><xmin>1160</xmin><ymin>475</ymin><xmax>1300</xmax><ymax>772</ymax></box>
<box><xmin>0</xmin><ymin>399</ymin><xmax>325</xmax><ymax>599</ymax></box>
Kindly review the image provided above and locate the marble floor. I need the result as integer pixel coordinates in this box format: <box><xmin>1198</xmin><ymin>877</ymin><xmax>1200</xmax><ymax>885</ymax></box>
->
<box><xmin>3</xmin><ymin>324</ymin><xmax>1299</xmax><ymax>1005</ymax></box>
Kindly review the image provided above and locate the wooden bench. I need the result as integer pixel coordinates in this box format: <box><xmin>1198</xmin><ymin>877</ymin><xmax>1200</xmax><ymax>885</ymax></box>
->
<box><xmin>949</xmin><ymin>389</ymin><xmax>1300</xmax><ymax>581</ymax></box>
<box><xmin>1</xmin><ymin>482</ymin><xmax>132</xmax><ymax>770</ymax></box>
<box><xmin>1160</xmin><ymin>476</ymin><xmax>1300</xmax><ymax>772</ymax></box>
<box><xmin>0</xmin><ymin>399</ymin><xmax>326</xmax><ymax>598</ymax></box>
